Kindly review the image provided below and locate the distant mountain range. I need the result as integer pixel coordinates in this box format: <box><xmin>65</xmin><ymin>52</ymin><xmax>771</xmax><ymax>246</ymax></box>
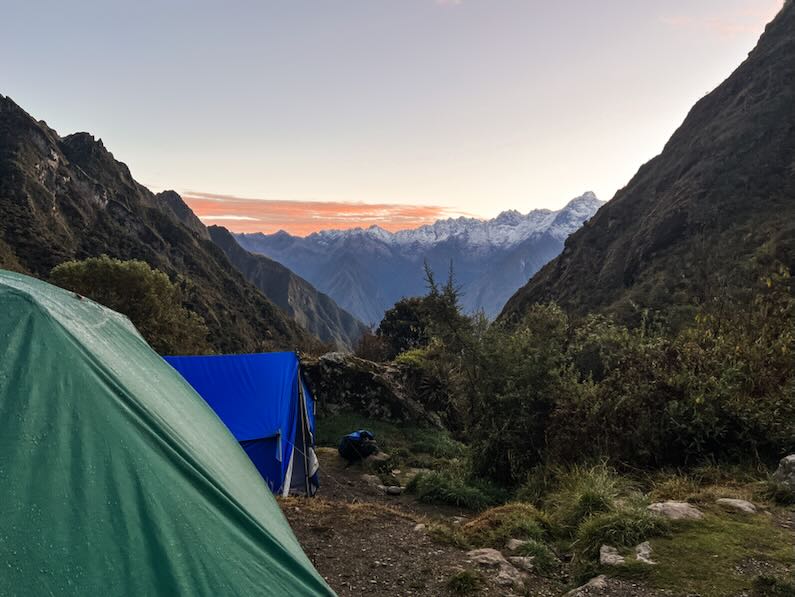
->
<box><xmin>236</xmin><ymin>193</ymin><xmax>603</xmax><ymax>324</ymax></box>
<box><xmin>501</xmin><ymin>3</ymin><xmax>795</xmax><ymax>323</ymax></box>
<box><xmin>0</xmin><ymin>95</ymin><xmax>364</xmax><ymax>352</ymax></box>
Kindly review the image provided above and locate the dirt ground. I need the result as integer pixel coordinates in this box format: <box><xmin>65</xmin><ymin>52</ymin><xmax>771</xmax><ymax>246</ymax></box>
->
<box><xmin>280</xmin><ymin>449</ymin><xmax>671</xmax><ymax>597</ymax></box>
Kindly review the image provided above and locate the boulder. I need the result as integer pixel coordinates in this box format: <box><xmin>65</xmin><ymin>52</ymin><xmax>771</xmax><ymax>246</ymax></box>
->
<box><xmin>648</xmin><ymin>500</ymin><xmax>704</xmax><ymax>520</ymax></box>
<box><xmin>365</xmin><ymin>452</ymin><xmax>391</xmax><ymax>465</ymax></box>
<box><xmin>716</xmin><ymin>498</ymin><xmax>757</xmax><ymax>514</ymax></box>
<box><xmin>773</xmin><ymin>455</ymin><xmax>795</xmax><ymax>491</ymax></box>
<box><xmin>466</xmin><ymin>548</ymin><xmax>525</xmax><ymax>589</ymax></box>
<box><xmin>506</xmin><ymin>538</ymin><xmax>528</xmax><ymax>551</ymax></box>
<box><xmin>599</xmin><ymin>545</ymin><xmax>625</xmax><ymax>566</ymax></box>
<box><xmin>635</xmin><ymin>541</ymin><xmax>656</xmax><ymax>565</ymax></box>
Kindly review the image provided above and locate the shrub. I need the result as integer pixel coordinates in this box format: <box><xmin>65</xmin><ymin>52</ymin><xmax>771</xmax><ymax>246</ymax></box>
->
<box><xmin>446</xmin><ymin>569</ymin><xmax>484</xmax><ymax>594</ymax></box>
<box><xmin>574</xmin><ymin>508</ymin><xmax>670</xmax><ymax>559</ymax></box>
<box><xmin>545</xmin><ymin>465</ymin><xmax>631</xmax><ymax>533</ymax></box>
<box><xmin>460</xmin><ymin>503</ymin><xmax>547</xmax><ymax>547</ymax></box>
<box><xmin>406</xmin><ymin>471</ymin><xmax>504</xmax><ymax>511</ymax></box>
<box><xmin>751</xmin><ymin>575</ymin><xmax>795</xmax><ymax>597</ymax></box>
<box><xmin>50</xmin><ymin>255</ymin><xmax>209</xmax><ymax>355</ymax></box>
<box><xmin>516</xmin><ymin>539</ymin><xmax>559</xmax><ymax>575</ymax></box>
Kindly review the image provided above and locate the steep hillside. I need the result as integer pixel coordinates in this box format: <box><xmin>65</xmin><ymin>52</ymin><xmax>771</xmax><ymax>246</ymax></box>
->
<box><xmin>0</xmin><ymin>95</ymin><xmax>315</xmax><ymax>354</ymax></box>
<box><xmin>236</xmin><ymin>193</ymin><xmax>603</xmax><ymax>323</ymax></box>
<box><xmin>501</xmin><ymin>5</ymin><xmax>795</xmax><ymax>323</ymax></box>
<box><xmin>209</xmin><ymin>226</ymin><xmax>367</xmax><ymax>350</ymax></box>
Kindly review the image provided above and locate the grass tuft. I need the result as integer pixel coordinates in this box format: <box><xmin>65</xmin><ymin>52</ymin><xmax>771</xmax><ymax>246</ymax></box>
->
<box><xmin>574</xmin><ymin>507</ymin><xmax>670</xmax><ymax>559</ymax></box>
<box><xmin>515</xmin><ymin>539</ymin><xmax>560</xmax><ymax>576</ymax></box>
<box><xmin>446</xmin><ymin>568</ymin><xmax>484</xmax><ymax>594</ymax></box>
<box><xmin>461</xmin><ymin>503</ymin><xmax>547</xmax><ymax>547</ymax></box>
<box><xmin>751</xmin><ymin>575</ymin><xmax>795</xmax><ymax>597</ymax></box>
<box><xmin>406</xmin><ymin>470</ymin><xmax>505</xmax><ymax>510</ymax></box>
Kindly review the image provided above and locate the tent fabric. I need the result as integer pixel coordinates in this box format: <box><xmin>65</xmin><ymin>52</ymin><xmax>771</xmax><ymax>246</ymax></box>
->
<box><xmin>0</xmin><ymin>270</ymin><xmax>334</xmax><ymax>596</ymax></box>
<box><xmin>164</xmin><ymin>352</ymin><xmax>319</xmax><ymax>496</ymax></box>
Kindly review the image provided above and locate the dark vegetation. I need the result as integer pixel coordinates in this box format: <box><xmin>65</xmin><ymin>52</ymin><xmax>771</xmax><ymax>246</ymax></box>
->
<box><xmin>50</xmin><ymin>256</ymin><xmax>211</xmax><ymax>355</ymax></box>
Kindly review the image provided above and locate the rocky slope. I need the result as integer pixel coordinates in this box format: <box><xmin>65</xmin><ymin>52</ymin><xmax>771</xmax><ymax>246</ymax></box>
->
<box><xmin>236</xmin><ymin>193</ymin><xmax>603</xmax><ymax>323</ymax></box>
<box><xmin>0</xmin><ymin>95</ymin><xmax>315</xmax><ymax>354</ymax></box>
<box><xmin>501</xmin><ymin>4</ymin><xmax>795</xmax><ymax>323</ymax></box>
<box><xmin>209</xmin><ymin>226</ymin><xmax>367</xmax><ymax>350</ymax></box>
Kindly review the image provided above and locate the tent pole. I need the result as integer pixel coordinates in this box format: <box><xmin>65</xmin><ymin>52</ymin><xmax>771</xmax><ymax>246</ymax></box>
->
<box><xmin>297</xmin><ymin>361</ymin><xmax>311</xmax><ymax>497</ymax></box>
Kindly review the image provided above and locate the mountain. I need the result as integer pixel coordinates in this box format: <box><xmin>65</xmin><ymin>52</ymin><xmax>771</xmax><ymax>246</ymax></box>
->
<box><xmin>208</xmin><ymin>225</ymin><xmax>368</xmax><ymax>350</ymax></box>
<box><xmin>500</xmin><ymin>4</ymin><xmax>795</xmax><ymax>324</ymax></box>
<box><xmin>236</xmin><ymin>193</ymin><xmax>603</xmax><ymax>324</ymax></box>
<box><xmin>0</xmin><ymin>95</ymin><xmax>316</xmax><ymax>354</ymax></box>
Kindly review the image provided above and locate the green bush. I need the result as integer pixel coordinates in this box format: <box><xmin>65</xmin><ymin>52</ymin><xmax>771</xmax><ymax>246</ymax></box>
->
<box><xmin>50</xmin><ymin>255</ymin><xmax>209</xmax><ymax>355</ymax></box>
<box><xmin>751</xmin><ymin>575</ymin><xmax>795</xmax><ymax>597</ymax></box>
<box><xmin>574</xmin><ymin>508</ymin><xmax>670</xmax><ymax>559</ymax></box>
<box><xmin>460</xmin><ymin>503</ymin><xmax>547</xmax><ymax>547</ymax></box>
<box><xmin>446</xmin><ymin>569</ymin><xmax>484</xmax><ymax>594</ymax></box>
<box><xmin>515</xmin><ymin>539</ymin><xmax>559</xmax><ymax>575</ymax></box>
<box><xmin>406</xmin><ymin>471</ymin><xmax>504</xmax><ymax>511</ymax></box>
<box><xmin>545</xmin><ymin>465</ymin><xmax>631</xmax><ymax>533</ymax></box>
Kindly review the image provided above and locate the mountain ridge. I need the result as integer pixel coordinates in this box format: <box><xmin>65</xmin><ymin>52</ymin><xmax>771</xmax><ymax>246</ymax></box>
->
<box><xmin>500</xmin><ymin>3</ymin><xmax>795</xmax><ymax>323</ymax></box>
<box><xmin>236</xmin><ymin>193</ymin><xmax>603</xmax><ymax>323</ymax></box>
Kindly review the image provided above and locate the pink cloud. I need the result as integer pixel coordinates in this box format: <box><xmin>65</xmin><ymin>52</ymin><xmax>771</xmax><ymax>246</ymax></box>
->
<box><xmin>181</xmin><ymin>191</ymin><xmax>468</xmax><ymax>236</ymax></box>
<box><xmin>660</xmin><ymin>1</ymin><xmax>782</xmax><ymax>38</ymax></box>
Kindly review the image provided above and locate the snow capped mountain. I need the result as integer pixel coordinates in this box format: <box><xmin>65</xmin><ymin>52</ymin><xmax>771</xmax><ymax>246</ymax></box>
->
<box><xmin>309</xmin><ymin>192</ymin><xmax>602</xmax><ymax>251</ymax></box>
<box><xmin>236</xmin><ymin>192</ymin><xmax>603</xmax><ymax>323</ymax></box>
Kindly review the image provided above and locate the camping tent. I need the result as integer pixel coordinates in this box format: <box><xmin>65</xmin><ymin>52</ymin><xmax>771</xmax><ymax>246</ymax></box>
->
<box><xmin>0</xmin><ymin>270</ymin><xmax>334</xmax><ymax>596</ymax></box>
<box><xmin>164</xmin><ymin>353</ymin><xmax>320</xmax><ymax>497</ymax></box>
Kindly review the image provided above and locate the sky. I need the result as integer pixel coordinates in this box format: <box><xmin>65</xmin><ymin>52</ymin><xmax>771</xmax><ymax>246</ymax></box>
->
<box><xmin>0</xmin><ymin>0</ymin><xmax>783</xmax><ymax>235</ymax></box>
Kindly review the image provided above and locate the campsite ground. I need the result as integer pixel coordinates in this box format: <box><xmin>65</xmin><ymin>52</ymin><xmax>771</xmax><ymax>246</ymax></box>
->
<box><xmin>280</xmin><ymin>418</ymin><xmax>795</xmax><ymax>597</ymax></box>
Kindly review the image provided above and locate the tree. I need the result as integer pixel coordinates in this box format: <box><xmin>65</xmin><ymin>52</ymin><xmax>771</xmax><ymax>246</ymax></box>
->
<box><xmin>50</xmin><ymin>256</ymin><xmax>210</xmax><ymax>355</ymax></box>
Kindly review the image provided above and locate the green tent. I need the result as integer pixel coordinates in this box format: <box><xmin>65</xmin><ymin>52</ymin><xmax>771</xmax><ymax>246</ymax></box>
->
<box><xmin>0</xmin><ymin>270</ymin><xmax>335</xmax><ymax>596</ymax></box>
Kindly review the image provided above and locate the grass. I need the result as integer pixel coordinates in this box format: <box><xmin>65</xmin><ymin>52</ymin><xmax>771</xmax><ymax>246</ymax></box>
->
<box><xmin>461</xmin><ymin>503</ymin><xmax>547</xmax><ymax>547</ymax></box>
<box><xmin>574</xmin><ymin>507</ymin><xmax>671</xmax><ymax>559</ymax></box>
<box><xmin>751</xmin><ymin>575</ymin><xmax>795</xmax><ymax>597</ymax></box>
<box><xmin>314</xmin><ymin>412</ymin><xmax>466</xmax><ymax>469</ymax></box>
<box><xmin>406</xmin><ymin>470</ymin><xmax>505</xmax><ymax>510</ymax></box>
<box><xmin>544</xmin><ymin>464</ymin><xmax>633</xmax><ymax>533</ymax></box>
<box><xmin>634</xmin><ymin>510</ymin><xmax>795</xmax><ymax>597</ymax></box>
<box><xmin>515</xmin><ymin>539</ymin><xmax>560</xmax><ymax>576</ymax></box>
<box><xmin>446</xmin><ymin>568</ymin><xmax>485</xmax><ymax>594</ymax></box>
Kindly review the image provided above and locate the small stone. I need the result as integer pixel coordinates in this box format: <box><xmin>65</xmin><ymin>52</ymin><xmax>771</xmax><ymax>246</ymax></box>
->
<box><xmin>466</xmin><ymin>548</ymin><xmax>506</xmax><ymax>568</ymax></box>
<box><xmin>413</xmin><ymin>523</ymin><xmax>426</xmax><ymax>532</ymax></box>
<box><xmin>716</xmin><ymin>498</ymin><xmax>757</xmax><ymax>514</ymax></box>
<box><xmin>565</xmin><ymin>575</ymin><xmax>608</xmax><ymax>596</ymax></box>
<box><xmin>506</xmin><ymin>538</ymin><xmax>528</xmax><ymax>551</ymax></box>
<box><xmin>647</xmin><ymin>500</ymin><xmax>704</xmax><ymax>520</ymax></box>
<box><xmin>365</xmin><ymin>452</ymin><xmax>391</xmax><ymax>464</ymax></box>
<box><xmin>508</xmin><ymin>556</ymin><xmax>535</xmax><ymax>573</ymax></box>
<box><xmin>635</xmin><ymin>541</ymin><xmax>656</xmax><ymax>565</ymax></box>
<box><xmin>360</xmin><ymin>474</ymin><xmax>381</xmax><ymax>487</ymax></box>
<box><xmin>599</xmin><ymin>545</ymin><xmax>625</xmax><ymax>566</ymax></box>
<box><xmin>385</xmin><ymin>485</ymin><xmax>403</xmax><ymax>496</ymax></box>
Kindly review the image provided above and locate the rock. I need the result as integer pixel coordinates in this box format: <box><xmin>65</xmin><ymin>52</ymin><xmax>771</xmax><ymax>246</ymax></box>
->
<box><xmin>466</xmin><ymin>548</ymin><xmax>506</xmax><ymax>568</ymax></box>
<box><xmin>385</xmin><ymin>485</ymin><xmax>403</xmax><ymax>496</ymax></box>
<box><xmin>565</xmin><ymin>575</ymin><xmax>608</xmax><ymax>596</ymax></box>
<box><xmin>599</xmin><ymin>545</ymin><xmax>625</xmax><ymax>566</ymax></box>
<box><xmin>635</xmin><ymin>541</ymin><xmax>656</xmax><ymax>565</ymax></box>
<box><xmin>466</xmin><ymin>548</ymin><xmax>525</xmax><ymax>589</ymax></box>
<box><xmin>365</xmin><ymin>452</ymin><xmax>391</xmax><ymax>464</ymax></box>
<box><xmin>506</xmin><ymin>538</ymin><xmax>528</xmax><ymax>551</ymax></box>
<box><xmin>716</xmin><ymin>498</ymin><xmax>757</xmax><ymax>514</ymax></box>
<box><xmin>360</xmin><ymin>474</ymin><xmax>381</xmax><ymax>487</ymax></box>
<box><xmin>648</xmin><ymin>500</ymin><xmax>704</xmax><ymax>520</ymax></box>
<box><xmin>773</xmin><ymin>454</ymin><xmax>795</xmax><ymax>491</ymax></box>
<box><xmin>413</xmin><ymin>523</ymin><xmax>426</xmax><ymax>532</ymax></box>
<box><xmin>508</xmin><ymin>556</ymin><xmax>535</xmax><ymax>573</ymax></box>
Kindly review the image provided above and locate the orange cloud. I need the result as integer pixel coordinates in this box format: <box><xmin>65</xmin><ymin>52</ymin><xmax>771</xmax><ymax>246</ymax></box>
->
<box><xmin>181</xmin><ymin>191</ymin><xmax>463</xmax><ymax>236</ymax></box>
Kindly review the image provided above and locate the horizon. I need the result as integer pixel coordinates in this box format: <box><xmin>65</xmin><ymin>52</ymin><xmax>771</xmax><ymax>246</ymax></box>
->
<box><xmin>1</xmin><ymin>0</ymin><xmax>783</xmax><ymax>235</ymax></box>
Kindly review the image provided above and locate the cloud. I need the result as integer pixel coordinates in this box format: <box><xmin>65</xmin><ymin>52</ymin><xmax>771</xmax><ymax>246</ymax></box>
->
<box><xmin>660</xmin><ymin>1</ymin><xmax>782</xmax><ymax>38</ymax></box>
<box><xmin>181</xmin><ymin>191</ymin><xmax>466</xmax><ymax>236</ymax></box>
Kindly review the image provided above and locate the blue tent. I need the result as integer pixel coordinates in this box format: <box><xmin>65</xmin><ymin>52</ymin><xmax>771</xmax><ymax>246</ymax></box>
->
<box><xmin>164</xmin><ymin>352</ymin><xmax>319</xmax><ymax>496</ymax></box>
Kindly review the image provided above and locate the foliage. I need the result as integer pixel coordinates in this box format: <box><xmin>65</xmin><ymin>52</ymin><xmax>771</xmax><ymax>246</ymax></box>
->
<box><xmin>459</xmin><ymin>503</ymin><xmax>547</xmax><ymax>547</ymax></box>
<box><xmin>574</xmin><ymin>508</ymin><xmax>670</xmax><ymax>559</ymax></box>
<box><xmin>752</xmin><ymin>575</ymin><xmax>795</xmax><ymax>597</ymax></box>
<box><xmin>353</xmin><ymin>329</ymin><xmax>389</xmax><ymax>362</ymax></box>
<box><xmin>515</xmin><ymin>539</ymin><xmax>560</xmax><ymax>575</ymax></box>
<box><xmin>446</xmin><ymin>569</ymin><xmax>484</xmax><ymax>594</ymax></box>
<box><xmin>406</xmin><ymin>470</ymin><xmax>505</xmax><ymax>511</ymax></box>
<box><xmin>50</xmin><ymin>255</ymin><xmax>210</xmax><ymax>355</ymax></box>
